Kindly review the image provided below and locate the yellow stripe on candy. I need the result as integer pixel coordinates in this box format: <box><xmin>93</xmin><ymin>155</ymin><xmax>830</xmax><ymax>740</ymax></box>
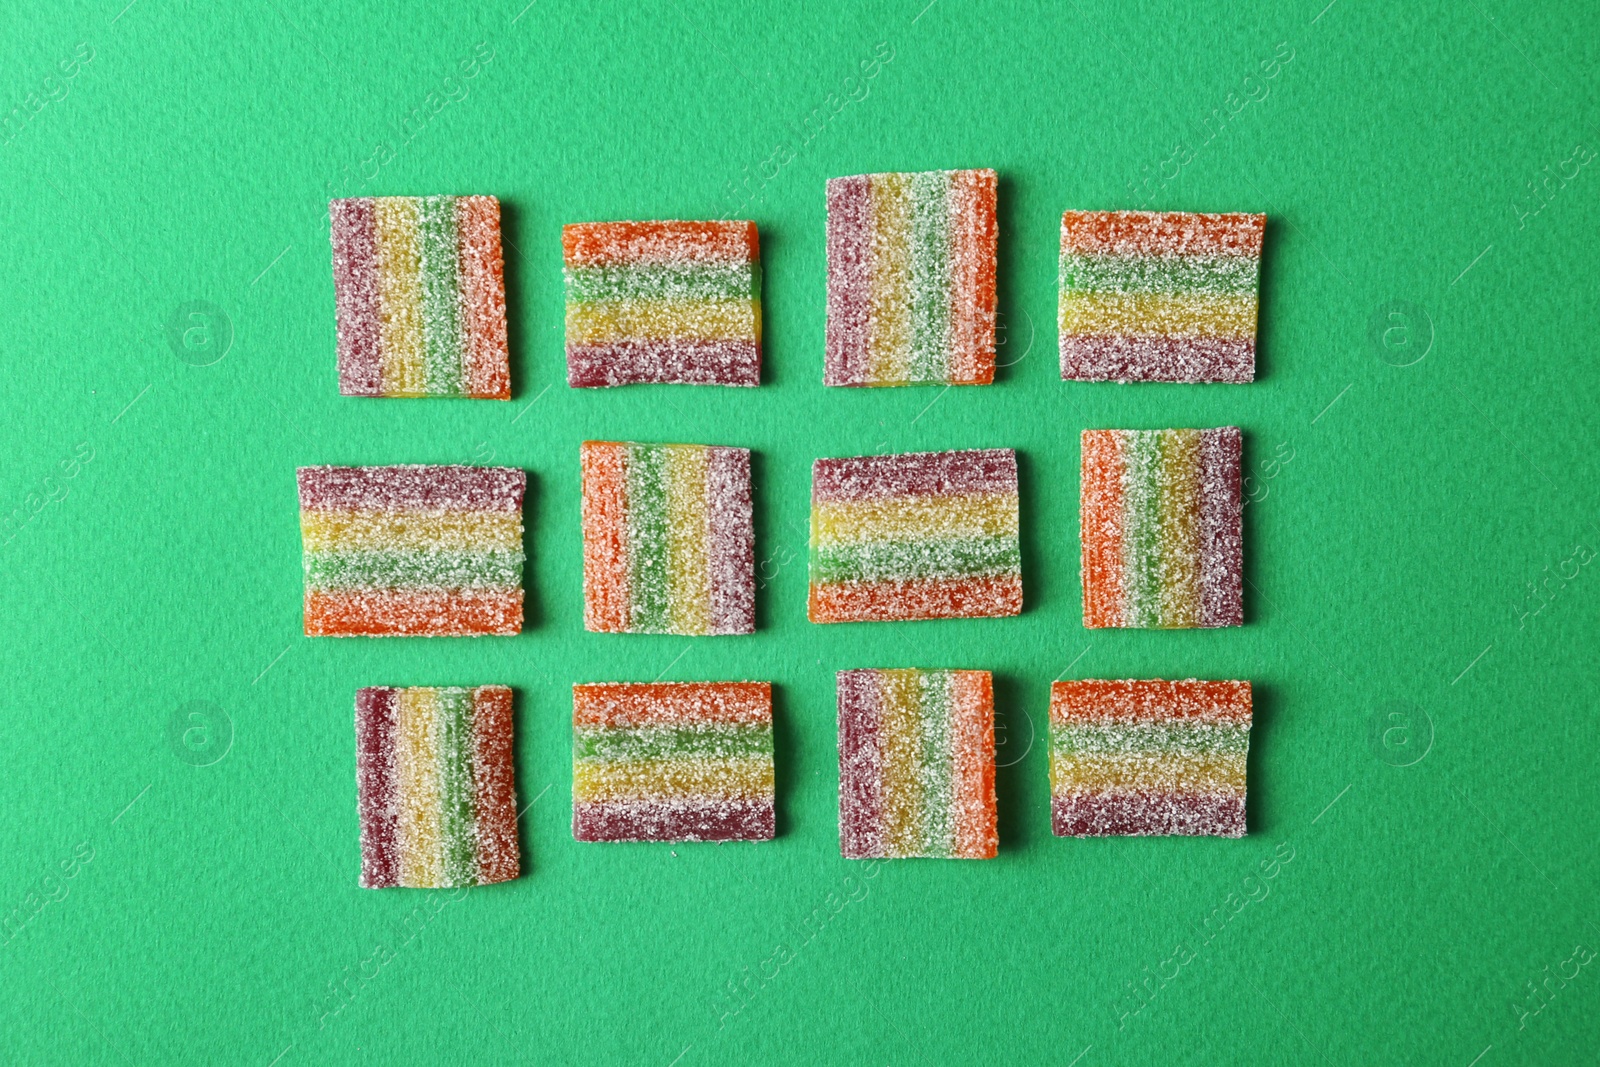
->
<box><xmin>564</xmin><ymin>299</ymin><xmax>759</xmax><ymax>344</ymax></box>
<box><xmin>299</xmin><ymin>510</ymin><xmax>522</xmax><ymax>553</ymax></box>
<box><xmin>1058</xmin><ymin>291</ymin><xmax>1258</xmax><ymax>340</ymax></box>
<box><xmin>374</xmin><ymin>197</ymin><xmax>427</xmax><ymax>396</ymax></box>
<box><xmin>665</xmin><ymin>445</ymin><xmax>711</xmax><ymax>636</ymax></box>
<box><xmin>572</xmin><ymin>758</ymin><xmax>774</xmax><ymax>802</ymax></box>
<box><xmin>1049</xmin><ymin>752</ymin><xmax>1246</xmax><ymax>793</ymax></box>
<box><xmin>811</xmin><ymin>493</ymin><xmax>1019</xmax><ymax>546</ymax></box>
<box><xmin>397</xmin><ymin>688</ymin><xmax>444</xmax><ymax>888</ymax></box>
<box><xmin>1157</xmin><ymin>430</ymin><xmax>1202</xmax><ymax>628</ymax></box>
<box><xmin>877</xmin><ymin>669</ymin><xmax>923</xmax><ymax>858</ymax></box>
<box><xmin>869</xmin><ymin>173</ymin><xmax>913</xmax><ymax>384</ymax></box>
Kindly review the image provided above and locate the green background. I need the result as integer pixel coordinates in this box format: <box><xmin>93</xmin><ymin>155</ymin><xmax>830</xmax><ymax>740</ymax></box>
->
<box><xmin>3</xmin><ymin>0</ymin><xmax>1598</xmax><ymax>1062</ymax></box>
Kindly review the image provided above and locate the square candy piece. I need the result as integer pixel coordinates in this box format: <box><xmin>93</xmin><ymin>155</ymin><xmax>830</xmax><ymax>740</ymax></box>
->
<box><xmin>809</xmin><ymin>448</ymin><xmax>1021</xmax><ymax>623</ymax></box>
<box><xmin>1080</xmin><ymin>428</ymin><xmax>1241</xmax><ymax>629</ymax></box>
<box><xmin>356</xmin><ymin>686</ymin><xmax>520</xmax><ymax>888</ymax></box>
<box><xmin>298</xmin><ymin>465</ymin><xmax>525</xmax><ymax>636</ymax></box>
<box><xmin>1051</xmin><ymin>680</ymin><xmax>1251</xmax><ymax>837</ymax></box>
<box><xmin>837</xmin><ymin>669</ymin><xmax>997</xmax><ymax>859</ymax></box>
<box><xmin>581</xmin><ymin>441</ymin><xmax>754</xmax><ymax>635</ymax></box>
<box><xmin>572</xmin><ymin>682</ymin><xmax>774</xmax><ymax>842</ymax></box>
<box><xmin>1059</xmin><ymin>211</ymin><xmax>1265</xmax><ymax>383</ymax></box>
<box><xmin>563</xmin><ymin>221</ymin><xmax>761</xmax><ymax>387</ymax></box>
<box><xmin>330</xmin><ymin>196</ymin><xmax>510</xmax><ymax>398</ymax></box>
<box><xmin>825</xmin><ymin>169</ymin><xmax>997</xmax><ymax>386</ymax></box>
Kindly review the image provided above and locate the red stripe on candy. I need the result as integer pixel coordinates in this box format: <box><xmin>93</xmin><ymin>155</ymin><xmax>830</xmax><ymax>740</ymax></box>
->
<box><xmin>355</xmin><ymin>687</ymin><xmax>399</xmax><ymax>888</ymax></box>
<box><xmin>565</xmin><ymin>340</ymin><xmax>760</xmax><ymax>387</ymax></box>
<box><xmin>1060</xmin><ymin>335</ymin><xmax>1255</xmax><ymax>384</ymax></box>
<box><xmin>836</xmin><ymin>670</ymin><xmax>884</xmax><ymax>859</ymax></box>
<box><xmin>708</xmin><ymin>446</ymin><xmax>755</xmax><ymax>634</ymax></box>
<box><xmin>330</xmin><ymin>198</ymin><xmax>383</xmax><ymax>397</ymax></box>
<box><xmin>811</xmin><ymin>448</ymin><xmax>1017</xmax><ymax>503</ymax></box>
<box><xmin>824</xmin><ymin>175</ymin><xmax>873</xmax><ymax>386</ymax></box>
<box><xmin>297</xmin><ymin>465</ymin><xmax>525</xmax><ymax>513</ymax></box>
<box><xmin>1199</xmin><ymin>428</ymin><xmax>1243</xmax><ymax>627</ymax></box>
<box><xmin>572</xmin><ymin>799</ymin><xmax>774</xmax><ymax>842</ymax></box>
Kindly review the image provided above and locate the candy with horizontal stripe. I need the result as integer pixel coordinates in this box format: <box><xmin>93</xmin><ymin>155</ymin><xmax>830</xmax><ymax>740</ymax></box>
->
<box><xmin>572</xmin><ymin>682</ymin><xmax>774</xmax><ymax>842</ymax></box>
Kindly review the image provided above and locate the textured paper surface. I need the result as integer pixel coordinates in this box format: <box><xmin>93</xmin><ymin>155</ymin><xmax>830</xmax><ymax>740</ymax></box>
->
<box><xmin>2</xmin><ymin>1</ymin><xmax>1598</xmax><ymax>1064</ymax></box>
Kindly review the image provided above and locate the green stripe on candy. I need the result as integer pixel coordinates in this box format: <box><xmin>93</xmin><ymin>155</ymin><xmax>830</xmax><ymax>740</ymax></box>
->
<box><xmin>1059</xmin><ymin>253</ymin><xmax>1259</xmax><ymax>296</ymax></box>
<box><xmin>572</xmin><ymin>723</ymin><xmax>774</xmax><ymax>762</ymax></box>
<box><xmin>810</xmin><ymin>536</ymin><xmax>1020</xmax><ymax>583</ymax></box>
<box><xmin>565</xmin><ymin>262</ymin><xmax>759</xmax><ymax>303</ymax></box>
<box><xmin>1051</xmin><ymin>722</ymin><xmax>1251</xmax><ymax>759</ymax></box>
<box><xmin>918</xmin><ymin>670</ymin><xmax>954</xmax><ymax>857</ymax></box>
<box><xmin>420</xmin><ymin>195</ymin><xmax>463</xmax><ymax>396</ymax></box>
<box><xmin>303</xmin><ymin>549</ymin><xmax>522</xmax><ymax>590</ymax></box>
<box><xmin>436</xmin><ymin>687</ymin><xmax>478</xmax><ymax>887</ymax></box>
<box><xmin>908</xmin><ymin>171</ymin><xmax>951</xmax><ymax>383</ymax></box>
<box><xmin>627</xmin><ymin>443</ymin><xmax>671</xmax><ymax>632</ymax></box>
<box><xmin>1121</xmin><ymin>431</ymin><xmax>1163</xmax><ymax>627</ymax></box>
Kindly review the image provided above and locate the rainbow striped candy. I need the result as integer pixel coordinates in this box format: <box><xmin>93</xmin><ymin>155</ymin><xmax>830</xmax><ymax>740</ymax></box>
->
<box><xmin>825</xmin><ymin>169</ymin><xmax>997</xmax><ymax>386</ymax></box>
<box><xmin>1050</xmin><ymin>679</ymin><xmax>1251</xmax><ymax>837</ymax></box>
<box><xmin>581</xmin><ymin>442</ymin><xmax>754</xmax><ymax>635</ymax></box>
<box><xmin>1059</xmin><ymin>211</ymin><xmax>1265</xmax><ymax>383</ymax></box>
<box><xmin>1080</xmin><ymin>429</ymin><xmax>1240</xmax><ymax>629</ymax></box>
<box><xmin>298</xmin><ymin>465</ymin><xmax>525</xmax><ymax>637</ymax></box>
<box><xmin>809</xmin><ymin>449</ymin><xmax>1021</xmax><ymax>623</ymax></box>
<box><xmin>329</xmin><ymin>196</ymin><xmax>509</xmax><ymax>398</ymax></box>
<box><xmin>572</xmin><ymin>682</ymin><xmax>774</xmax><ymax>842</ymax></box>
<box><xmin>837</xmin><ymin>669</ymin><xmax>997</xmax><ymax>859</ymax></box>
<box><xmin>564</xmin><ymin>221</ymin><xmax>761</xmax><ymax>387</ymax></box>
<box><xmin>356</xmin><ymin>686</ymin><xmax>520</xmax><ymax>887</ymax></box>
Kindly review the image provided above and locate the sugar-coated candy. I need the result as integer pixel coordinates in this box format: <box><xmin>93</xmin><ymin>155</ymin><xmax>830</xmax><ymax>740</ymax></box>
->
<box><xmin>298</xmin><ymin>465</ymin><xmax>525</xmax><ymax>636</ymax></box>
<box><xmin>329</xmin><ymin>196</ymin><xmax>509</xmax><ymax>398</ymax></box>
<box><xmin>1080</xmin><ymin>429</ymin><xmax>1240</xmax><ymax>629</ymax></box>
<box><xmin>1050</xmin><ymin>679</ymin><xmax>1251</xmax><ymax>837</ymax></box>
<box><xmin>572</xmin><ymin>682</ymin><xmax>774</xmax><ymax>842</ymax></box>
<box><xmin>563</xmin><ymin>221</ymin><xmax>761</xmax><ymax>387</ymax></box>
<box><xmin>1059</xmin><ymin>211</ymin><xmax>1265</xmax><ymax>383</ymax></box>
<box><xmin>837</xmin><ymin>669</ymin><xmax>996</xmax><ymax>859</ymax></box>
<box><xmin>356</xmin><ymin>686</ymin><xmax>520</xmax><ymax>887</ymax></box>
<box><xmin>825</xmin><ymin>169</ymin><xmax>997</xmax><ymax>386</ymax></box>
<box><xmin>581</xmin><ymin>441</ymin><xmax>753</xmax><ymax>635</ymax></box>
<box><xmin>809</xmin><ymin>448</ymin><xmax>1020</xmax><ymax>623</ymax></box>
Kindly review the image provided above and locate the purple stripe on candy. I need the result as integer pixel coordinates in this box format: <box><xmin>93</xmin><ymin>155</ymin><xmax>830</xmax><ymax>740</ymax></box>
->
<box><xmin>565</xmin><ymin>340</ymin><xmax>760</xmax><ymax>387</ymax></box>
<box><xmin>330</xmin><ymin>198</ymin><xmax>383</xmax><ymax>397</ymax></box>
<box><xmin>812</xmin><ymin>449</ymin><xmax>1017</xmax><ymax>504</ymax></box>
<box><xmin>708</xmin><ymin>446</ymin><xmax>755</xmax><ymax>635</ymax></box>
<box><xmin>355</xmin><ymin>687</ymin><xmax>399</xmax><ymax>888</ymax></box>
<box><xmin>1199</xmin><ymin>428</ymin><xmax>1243</xmax><ymax>627</ymax></box>
<box><xmin>1059</xmin><ymin>335</ymin><xmax>1255</xmax><ymax>384</ymax></box>
<box><xmin>1051</xmin><ymin>792</ymin><xmax>1246</xmax><ymax>837</ymax></box>
<box><xmin>824</xmin><ymin>175</ymin><xmax>873</xmax><ymax>386</ymax></box>
<box><xmin>836</xmin><ymin>670</ymin><xmax>884</xmax><ymax>859</ymax></box>
<box><xmin>297</xmin><ymin>465</ymin><xmax>525</xmax><ymax>513</ymax></box>
<box><xmin>572</xmin><ymin>799</ymin><xmax>774</xmax><ymax>842</ymax></box>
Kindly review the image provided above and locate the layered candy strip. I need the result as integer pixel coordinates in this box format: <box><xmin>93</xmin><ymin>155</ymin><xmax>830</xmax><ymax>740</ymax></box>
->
<box><xmin>564</xmin><ymin>221</ymin><xmax>761</xmax><ymax>387</ymax></box>
<box><xmin>1050</xmin><ymin>679</ymin><xmax>1251</xmax><ymax>837</ymax></box>
<box><xmin>581</xmin><ymin>441</ymin><xmax>753</xmax><ymax>635</ymax></box>
<box><xmin>298</xmin><ymin>465</ymin><xmax>525</xmax><ymax>636</ymax></box>
<box><xmin>1080</xmin><ymin>428</ymin><xmax>1240</xmax><ymax>629</ymax></box>
<box><xmin>809</xmin><ymin>448</ymin><xmax>1021</xmax><ymax>623</ymax></box>
<box><xmin>572</xmin><ymin>682</ymin><xmax>774</xmax><ymax>842</ymax></box>
<box><xmin>329</xmin><ymin>196</ymin><xmax>510</xmax><ymax>398</ymax></box>
<box><xmin>837</xmin><ymin>669</ymin><xmax>996</xmax><ymax>859</ymax></box>
<box><xmin>356</xmin><ymin>686</ymin><xmax>520</xmax><ymax>887</ymax></box>
<box><xmin>1059</xmin><ymin>211</ymin><xmax>1265</xmax><ymax>383</ymax></box>
<box><xmin>825</xmin><ymin>169</ymin><xmax>997</xmax><ymax>386</ymax></box>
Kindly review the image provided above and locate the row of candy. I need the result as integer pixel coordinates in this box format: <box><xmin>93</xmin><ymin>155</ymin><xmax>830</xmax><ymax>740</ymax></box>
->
<box><xmin>326</xmin><ymin>181</ymin><xmax>1265</xmax><ymax>395</ymax></box>
<box><xmin>296</xmin><ymin>437</ymin><xmax>1241</xmax><ymax>636</ymax></box>
<box><xmin>358</xmin><ymin>678</ymin><xmax>1252</xmax><ymax>888</ymax></box>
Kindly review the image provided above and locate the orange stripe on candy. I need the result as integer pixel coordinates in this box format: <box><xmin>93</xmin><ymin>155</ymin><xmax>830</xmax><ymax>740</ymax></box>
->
<box><xmin>1080</xmin><ymin>430</ymin><xmax>1125</xmax><ymax>628</ymax></box>
<box><xmin>563</xmin><ymin>221</ymin><xmax>758</xmax><ymax>267</ymax></box>
<box><xmin>807</xmin><ymin>575</ymin><xmax>1022</xmax><ymax>622</ymax></box>
<box><xmin>581</xmin><ymin>441</ymin><xmax>631</xmax><ymax>632</ymax></box>
<box><xmin>948</xmin><ymin>168</ymin><xmax>997</xmax><ymax>385</ymax></box>
<box><xmin>304</xmin><ymin>588</ymin><xmax>521</xmax><ymax>636</ymax></box>
<box><xmin>572</xmin><ymin>682</ymin><xmax>771</xmax><ymax>729</ymax></box>
<box><xmin>1060</xmin><ymin>211</ymin><xmax>1265</xmax><ymax>258</ymax></box>
<box><xmin>457</xmin><ymin>195</ymin><xmax>510</xmax><ymax>400</ymax></box>
<box><xmin>950</xmin><ymin>670</ymin><xmax>997</xmax><ymax>859</ymax></box>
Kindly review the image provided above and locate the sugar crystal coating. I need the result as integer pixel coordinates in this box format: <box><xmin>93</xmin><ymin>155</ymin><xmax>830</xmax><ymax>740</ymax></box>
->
<box><xmin>825</xmin><ymin>169</ymin><xmax>997</xmax><ymax>386</ymax></box>
<box><xmin>356</xmin><ymin>686</ymin><xmax>520</xmax><ymax>887</ymax></box>
<box><xmin>809</xmin><ymin>449</ymin><xmax>1020</xmax><ymax>622</ymax></box>
<box><xmin>1080</xmin><ymin>429</ymin><xmax>1240</xmax><ymax>629</ymax></box>
<box><xmin>298</xmin><ymin>465</ymin><xmax>525</xmax><ymax>636</ymax></box>
<box><xmin>837</xmin><ymin>669</ymin><xmax>996</xmax><ymax>859</ymax></box>
<box><xmin>1050</xmin><ymin>679</ymin><xmax>1251</xmax><ymax>837</ymax></box>
<box><xmin>563</xmin><ymin>221</ymin><xmax>761</xmax><ymax>387</ymax></box>
<box><xmin>330</xmin><ymin>196</ymin><xmax>510</xmax><ymax>398</ymax></box>
<box><xmin>1059</xmin><ymin>211</ymin><xmax>1264</xmax><ymax>383</ymax></box>
<box><xmin>572</xmin><ymin>682</ymin><xmax>774</xmax><ymax>842</ymax></box>
<box><xmin>581</xmin><ymin>442</ymin><xmax>754</xmax><ymax>635</ymax></box>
